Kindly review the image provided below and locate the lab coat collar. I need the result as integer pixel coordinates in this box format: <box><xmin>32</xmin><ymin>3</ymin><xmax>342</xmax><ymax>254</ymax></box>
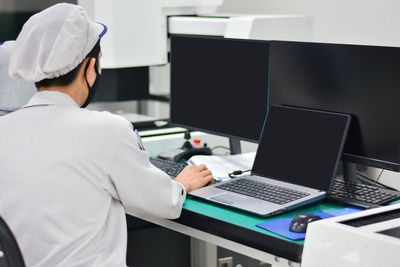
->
<box><xmin>25</xmin><ymin>90</ymin><xmax>79</xmax><ymax>108</ymax></box>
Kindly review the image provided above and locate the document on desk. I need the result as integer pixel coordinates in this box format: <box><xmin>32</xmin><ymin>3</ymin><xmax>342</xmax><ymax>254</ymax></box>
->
<box><xmin>188</xmin><ymin>152</ymin><xmax>256</xmax><ymax>181</ymax></box>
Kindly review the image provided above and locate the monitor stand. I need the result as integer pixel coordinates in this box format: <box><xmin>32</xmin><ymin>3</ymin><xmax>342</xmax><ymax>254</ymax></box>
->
<box><xmin>229</xmin><ymin>138</ymin><xmax>242</xmax><ymax>155</ymax></box>
<box><xmin>342</xmin><ymin>162</ymin><xmax>358</xmax><ymax>184</ymax></box>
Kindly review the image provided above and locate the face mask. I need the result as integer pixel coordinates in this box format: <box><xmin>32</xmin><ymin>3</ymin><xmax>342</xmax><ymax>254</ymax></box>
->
<box><xmin>81</xmin><ymin>59</ymin><xmax>101</xmax><ymax>108</ymax></box>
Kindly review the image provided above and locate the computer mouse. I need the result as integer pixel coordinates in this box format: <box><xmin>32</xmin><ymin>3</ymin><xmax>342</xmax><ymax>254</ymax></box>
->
<box><xmin>289</xmin><ymin>213</ymin><xmax>322</xmax><ymax>233</ymax></box>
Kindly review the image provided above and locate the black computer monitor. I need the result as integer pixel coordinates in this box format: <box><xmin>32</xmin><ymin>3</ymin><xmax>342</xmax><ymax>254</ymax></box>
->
<box><xmin>268</xmin><ymin>40</ymin><xmax>400</xmax><ymax>180</ymax></box>
<box><xmin>170</xmin><ymin>35</ymin><xmax>269</xmax><ymax>153</ymax></box>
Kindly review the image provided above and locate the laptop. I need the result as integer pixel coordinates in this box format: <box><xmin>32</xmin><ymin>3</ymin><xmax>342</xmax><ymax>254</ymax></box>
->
<box><xmin>189</xmin><ymin>105</ymin><xmax>351</xmax><ymax>217</ymax></box>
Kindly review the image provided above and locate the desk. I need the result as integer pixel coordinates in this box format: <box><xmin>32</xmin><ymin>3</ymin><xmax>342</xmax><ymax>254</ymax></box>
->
<box><xmin>137</xmin><ymin>129</ymin><xmax>343</xmax><ymax>266</ymax></box>
<box><xmin>136</xmin><ymin>128</ymin><xmax>400</xmax><ymax>266</ymax></box>
<box><xmin>127</xmin><ymin>196</ymin><xmax>349</xmax><ymax>267</ymax></box>
<box><xmin>137</xmin><ymin>128</ymin><xmax>358</xmax><ymax>266</ymax></box>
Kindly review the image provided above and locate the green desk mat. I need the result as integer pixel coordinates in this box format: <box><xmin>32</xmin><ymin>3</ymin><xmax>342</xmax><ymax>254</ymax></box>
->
<box><xmin>183</xmin><ymin>196</ymin><xmax>350</xmax><ymax>244</ymax></box>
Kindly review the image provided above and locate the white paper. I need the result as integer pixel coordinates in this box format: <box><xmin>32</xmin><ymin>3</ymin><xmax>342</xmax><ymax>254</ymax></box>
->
<box><xmin>188</xmin><ymin>152</ymin><xmax>256</xmax><ymax>181</ymax></box>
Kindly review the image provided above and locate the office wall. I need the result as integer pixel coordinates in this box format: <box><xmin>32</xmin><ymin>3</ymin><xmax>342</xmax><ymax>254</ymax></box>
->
<box><xmin>218</xmin><ymin>0</ymin><xmax>400</xmax><ymax>47</ymax></box>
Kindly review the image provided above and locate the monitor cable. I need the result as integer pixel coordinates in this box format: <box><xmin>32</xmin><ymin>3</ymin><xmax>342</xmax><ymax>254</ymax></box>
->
<box><xmin>357</xmin><ymin>169</ymin><xmax>398</xmax><ymax>191</ymax></box>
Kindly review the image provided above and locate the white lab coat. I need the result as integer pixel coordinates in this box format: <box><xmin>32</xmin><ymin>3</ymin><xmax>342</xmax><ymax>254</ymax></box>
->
<box><xmin>0</xmin><ymin>91</ymin><xmax>186</xmax><ymax>267</ymax></box>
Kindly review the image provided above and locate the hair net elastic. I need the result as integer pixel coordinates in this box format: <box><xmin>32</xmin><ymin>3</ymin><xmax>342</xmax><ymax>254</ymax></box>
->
<box><xmin>8</xmin><ymin>3</ymin><xmax>107</xmax><ymax>82</ymax></box>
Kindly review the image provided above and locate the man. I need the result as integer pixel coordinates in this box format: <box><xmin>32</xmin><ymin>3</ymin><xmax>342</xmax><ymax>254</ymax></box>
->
<box><xmin>0</xmin><ymin>3</ymin><xmax>213</xmax><ymax>267</ymax></box>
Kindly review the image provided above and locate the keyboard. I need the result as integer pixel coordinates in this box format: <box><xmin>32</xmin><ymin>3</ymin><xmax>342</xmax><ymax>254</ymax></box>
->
<box><xmin>329</xmin><ymin>179</ymin><xmax>400</xmax><ymax>208</ymax></box>
<box><xmin>216</xmin><ymin>178</ymin><xmax>310</xmax><ymax>205</ymax></box>
<box><xmin>150</xmin><ymin>157</ymin><xmax>185</xmax><ymax>178</ymax></box>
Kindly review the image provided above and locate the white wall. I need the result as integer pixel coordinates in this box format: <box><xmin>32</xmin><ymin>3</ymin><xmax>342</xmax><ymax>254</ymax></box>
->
<box><xmin>218</xmin><ymin>0</ymin><xmax>400</xmax><ymax>47</ymax></box>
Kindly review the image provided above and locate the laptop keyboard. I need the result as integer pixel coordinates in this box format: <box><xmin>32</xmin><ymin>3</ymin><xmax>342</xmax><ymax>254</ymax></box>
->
<box><xmin>150</xmin><ymin>157</ymin><xmax>185</xmax><ymax>178</ymax></box>
<box><xmin>216</xmin><ymin>178</ymin><xmax>310</xmax><ymax>205</ymax></box>
<box><xmin>329</xmin><ymin>180</ymin><xmax>400</xmax><ymax>207</ymax></box>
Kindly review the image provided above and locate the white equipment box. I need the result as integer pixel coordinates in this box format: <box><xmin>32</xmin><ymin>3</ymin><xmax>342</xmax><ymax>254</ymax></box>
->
<box><xmin>302</xmin><ymin>203</ymin><xmax>400</xmax><ymax>267</ymax></box>
<box><xmin>169</xmin><ymin>14</ymin><xmax>313</xmax><ymax>41</ymax></box>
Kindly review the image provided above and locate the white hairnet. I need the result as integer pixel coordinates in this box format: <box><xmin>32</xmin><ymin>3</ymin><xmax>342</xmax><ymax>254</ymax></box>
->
<box><xmin>8</xmin><ymin>3</ymin><xmax>107</xmax><ymax>82</ymax></box>
<box><xmin>0</xmin><ymin>41</ymin><xmax>36</xmax><ymax>112</ymax></box>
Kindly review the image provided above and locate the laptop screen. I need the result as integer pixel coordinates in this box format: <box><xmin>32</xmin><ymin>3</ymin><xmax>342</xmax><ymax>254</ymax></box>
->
<box><xmin>251</xmin><ymin>105</ymin><xmax>350</xmax><ymax>192</ymax></box>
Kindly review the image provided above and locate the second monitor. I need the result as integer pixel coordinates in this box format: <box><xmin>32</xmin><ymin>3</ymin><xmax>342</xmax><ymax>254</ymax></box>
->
<box><xmin>268</xmin><ymin>40</ymin><xmax>400</xmax><ymax>175</ymax></box>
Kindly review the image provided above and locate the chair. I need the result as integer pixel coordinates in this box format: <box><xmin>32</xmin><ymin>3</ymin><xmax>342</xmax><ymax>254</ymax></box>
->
<box><xmin>0</xmin><ymin>216</ymin><xmax>25</xmax><ymax>267</ymax></box>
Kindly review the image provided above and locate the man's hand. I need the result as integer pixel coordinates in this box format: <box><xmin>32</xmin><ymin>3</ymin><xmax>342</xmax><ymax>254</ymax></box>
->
<box><xmin>175</xmin><ymin>164</ymin><xmax>214</xmax><ymax>193</ymax></box>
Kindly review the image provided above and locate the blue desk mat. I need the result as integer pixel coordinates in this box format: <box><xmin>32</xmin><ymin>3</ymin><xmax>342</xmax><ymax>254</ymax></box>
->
<box><xmin>256</xmin><ymin>207</ymin><xmax>362</xmax><ymax>241</ymax></box>
<box><xmin>183</xmin><ymin>198</ymin><xmax>400</xmax><ymax>244</ymax></box>
<box><xmin>183</xmin><ymin>197</ymin><xmax>358</xmax><ymax>244</ymax></box>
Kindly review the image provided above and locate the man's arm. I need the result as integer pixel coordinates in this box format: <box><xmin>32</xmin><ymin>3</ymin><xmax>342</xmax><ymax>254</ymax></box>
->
<box><xmin>107</xmin><ymin>120</ymin><xmax>213</xmax><ymax>219</ymax></box>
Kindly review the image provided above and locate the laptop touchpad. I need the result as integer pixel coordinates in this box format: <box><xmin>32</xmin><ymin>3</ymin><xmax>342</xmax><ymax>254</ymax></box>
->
<box><xmin>210</xmin><ymin>193</ymin><xmax>246</xmax><ymax>205</ymax></box>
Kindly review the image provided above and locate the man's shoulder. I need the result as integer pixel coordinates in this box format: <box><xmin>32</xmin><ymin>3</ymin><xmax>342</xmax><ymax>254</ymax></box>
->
<box><xmin>78</xmin><ymin>109</ymin><xmax>133</xmax><ymax>131</ymax></box>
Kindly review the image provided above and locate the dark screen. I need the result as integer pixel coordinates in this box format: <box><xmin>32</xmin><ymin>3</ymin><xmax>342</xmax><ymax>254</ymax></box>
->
<box><xmin>252</xmin><ymin>105</ymin><xmax>350</xmax><ymax>192</ymax></box>
<box><xmin>268</xmin><ymin>41</ymin><xmax>400</xmax><ymax>171</ymax></box>
<box><xmin>93</xmin><ymin>67</ymin><xmax>149</xmax><ymax>101</ymax></box>
<box><xmin>170</xmin><ymin>35</ymin><xmax>269</xmax><ymax>142</ymax></box>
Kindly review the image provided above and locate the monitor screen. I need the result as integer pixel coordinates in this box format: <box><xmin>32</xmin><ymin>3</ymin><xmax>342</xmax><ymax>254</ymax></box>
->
<box><xmin>268</xmin><ymin>41</ymin><xmax>400</xmax><ymax>172</ymax></box>
<box><xmin>170</xmin><ymin>35</ymin><xmax>269</xmax><ymax>143</ymax></box>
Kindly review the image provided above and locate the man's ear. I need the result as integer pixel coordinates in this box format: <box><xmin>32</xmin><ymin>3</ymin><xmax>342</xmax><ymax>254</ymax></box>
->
<box><xmin>85</xmin><ymin>58</ymin><xmax>97</xmax><ymax>87</ymax></box>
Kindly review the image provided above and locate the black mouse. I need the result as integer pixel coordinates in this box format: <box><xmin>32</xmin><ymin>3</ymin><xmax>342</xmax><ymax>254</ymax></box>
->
<box><xmin>289</xmin><ymin>213</ymin><xmax>322</xmax><ymax>233</ymax></box>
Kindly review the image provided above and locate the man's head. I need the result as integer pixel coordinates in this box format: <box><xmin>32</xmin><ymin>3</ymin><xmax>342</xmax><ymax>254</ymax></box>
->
<box><xmin>8</xmin><ymin>3</ymin><xmax>107</xmax><ymax>107</ymax></box>
<box><xmin>35</xmin><ymin>40</ymin><xmax>101</xmax><ymax>89</ymax></box>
